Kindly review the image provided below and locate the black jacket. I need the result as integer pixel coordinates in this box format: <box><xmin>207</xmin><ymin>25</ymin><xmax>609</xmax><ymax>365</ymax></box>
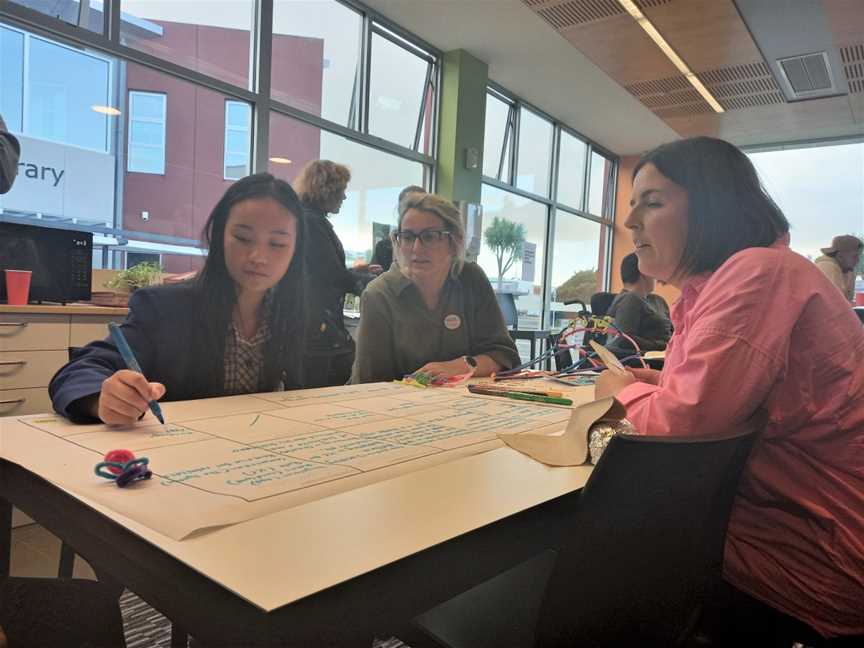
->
<box><xmin>303</xmin><ymin>204</ymin><xmax>373</xmax><ymax>356</ymax></box>
<box><xmin>0</xmin><ymin>115</ymin><xmax>21</xmax><ymax>194</ymax></box>
<box><xmin>49</xmin><ymin>282</ymin><xmax>301</xmax><ymax>422</ymax></box>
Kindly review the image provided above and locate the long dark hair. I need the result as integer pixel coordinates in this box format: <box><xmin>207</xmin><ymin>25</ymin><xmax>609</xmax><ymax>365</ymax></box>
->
<box><xmin>196</xmin><ymin>173</ymin><xmax>306</xmax><ymax>390</ymax></box>
<box><xmin>634</xmin><ymin>137</ymin><xmax>789</xmax><ymax>276</ymax></box>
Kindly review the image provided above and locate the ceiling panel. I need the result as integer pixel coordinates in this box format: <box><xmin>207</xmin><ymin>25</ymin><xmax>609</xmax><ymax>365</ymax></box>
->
<box><xmin>557</xmin><ymin>13</ymin><xmax>680</xmax><ymax>85</ymax></box>
<box><xmin>521</xmin><ymin>0</ymin><xmax>864</xmax><ymax>146</ymax></box>
<box><xmin>642</xmin><ymin>0</ymin><xmax>762</xmax><ymax>71</ymax></box>
<box><xmin>824</xmin><ymin>0</ymin><xmax>864</xmax><ymax>48</ymax></box>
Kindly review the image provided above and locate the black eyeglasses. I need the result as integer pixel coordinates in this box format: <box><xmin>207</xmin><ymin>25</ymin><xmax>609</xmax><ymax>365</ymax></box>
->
<box><xmin>393</xmin><ymin>228</ymin><xmax>452</xmax><ymax>247</ymax></box>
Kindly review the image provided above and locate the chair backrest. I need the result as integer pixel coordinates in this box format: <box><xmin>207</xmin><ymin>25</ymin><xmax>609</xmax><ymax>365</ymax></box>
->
<box><xmin>535</xmin><ymin>413</ymin><xmax>764</xmax><ymax>648</ymax></box>
<box><xmin>495</xmin><ymin>292</ymin><xmax>519</xmax><ymax>330</ymax></box>
<box><xmin>589</xmin><ymin>291</ymin><xmax>616</xmax><ymax>318</ymax></box>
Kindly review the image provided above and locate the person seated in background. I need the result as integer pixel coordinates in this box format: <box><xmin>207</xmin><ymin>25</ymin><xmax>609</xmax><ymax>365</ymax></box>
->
<box><xmin>50</xmin><ymin>173</ymin><xmax>307</xmax><ymax>424</ymax></box>
<box><xmin>294</xmin><ymin>160</ymin><xmax>381</xmax><ymax>387</ymax></box>
<box><xmin>370</xmin><ymin>184</ymin><xmax>426</xmax><ymax>273</ymax></box>
<box><xmin>595</xmin><ymin>137</ymin><xmax>864</xmax><ymax>645</ymax></box>
<box><xmin>351</xmin><ymin>193</ymin><xmax>520</xmax><ymax>384</ymax></box>
<box><xmin>645</xmin><ymin>284</ymin><xmax>670</xmax><ymax>321</ymax></box>
<box><xmin>0</xmin><ymin>113</ymin><xmax>20</xmax><ymax>194</ymax></box>
<box><xmin>814</xmin><ymin>234</ymin><xmax>862</xmax><ymax>303</ymax></box>
<box><xmin>605</xmin><ymin>252</ymin><xmax>671</xmax><ymax>357</ymax></box>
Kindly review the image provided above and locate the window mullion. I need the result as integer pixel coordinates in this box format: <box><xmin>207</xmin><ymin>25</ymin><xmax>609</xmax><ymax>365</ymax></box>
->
<box><xmin>413</xmin><ymin>61</ymin><xmax>433</xmax><ymax>152</ymax></box>
<box><xmin>360</xmin><ymin>13</ymin><xmax>372</xmax><ymax>135</ymax></box>
<box><xmin>251</xmin><ymin>0</ymin><xmax>273</xmax><ymax>173</ymax></box>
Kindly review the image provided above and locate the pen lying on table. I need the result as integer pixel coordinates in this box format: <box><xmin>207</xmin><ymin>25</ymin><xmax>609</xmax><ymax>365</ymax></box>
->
<box><xmin>467</xmin><ymin>384</ymin><xmax>573</xmax><ymax>406</ymax></box>
<box><xmin>470</xmin><ymin>384</ymin><xmax>564</xmax><ymax>398</ymax></box>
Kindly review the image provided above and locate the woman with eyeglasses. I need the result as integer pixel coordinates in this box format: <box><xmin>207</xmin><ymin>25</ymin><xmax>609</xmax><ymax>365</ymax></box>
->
<box><xmin>351</xmin><ymin>193</ymin><xmax>520</xmax><ymax>384</ymax></box>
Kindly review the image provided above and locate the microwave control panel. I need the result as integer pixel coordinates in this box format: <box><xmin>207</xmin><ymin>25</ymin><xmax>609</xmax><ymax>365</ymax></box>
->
<box><xmin>69</xmin><ymin>235</ymin><xmax>92</xmax><ymax>289</ymax></box>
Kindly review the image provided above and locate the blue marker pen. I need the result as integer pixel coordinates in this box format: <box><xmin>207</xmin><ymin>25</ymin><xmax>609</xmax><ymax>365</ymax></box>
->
<box><xmin>108</xmin><ymin>322</ymin><xmax>165</xmax><ymax>424</ymax></box>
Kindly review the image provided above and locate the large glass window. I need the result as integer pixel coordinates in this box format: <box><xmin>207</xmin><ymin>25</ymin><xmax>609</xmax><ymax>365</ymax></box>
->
<box><xmin>224</xmin><ymin>100</ymin><xmax>251</xmax><ymax>180</ymax></box>
<box><xmin>482</xmin><ymin>92</ymin><xmax>513</xmax><ymax>181</ymax></box>
<box><xmin>480</xmin><ymin>86</ymin><xmax>617</xmax><ymax>333</ymax></box>
<box><xmin>120</xmin><ymin>0</ymin><xmax>254</xmax><ymax>90</ymax></box>
<box><xmin>748</xmin><ymin>143</ymin><xmax>864</xmax><ymax>262</ymax></box>
<box><xmin>549</xmin><ymin>212</ymin><xmax>605</xmax><ymax>329</ymax></box>
<box><xmin>557</xmin><ymin>131</ymin><xmax>588</xmax><ymax>210</ymax></box>
<box><xmin>268</xmin><ymin>112</ymin><xmax>428</xmax><ymax>270</ymax></box>
<box><xmin>0</xmin><ymin>2</ymin><xmax>439</xmax><ymax>276</ymax></box>
<box><xmin>515</xmin><ymin>108</ymin><xmax>553</xmax><ymax>197</ymax></box>
<box><xmin>0</xmin><ymin>26</ymin><xmax>24</xmax><ymax>132</ymax></box>
<box><xmin>127</xmin><ymin>91</ymin><xmax>166</xmax><ymax>174</ymax></box>
<box><xmin>478</xmin><ymin>185</ymin><xmax>548</xmax><ymax>328</ymax></box>
<box><xmin>28</xmin><ymin>35</ymin><xmax>111</xmax><ymax>152</ymax></box>
<box><xmin>120</xmin><ymin>64</ymin><xmax>254</xmax><ymax>271</ymax></box>
<box><xmin>8</xmin><ymin>0</ymin><xmax>103</xmax><ymax>33</ymax></box>
<box><xmin>587</xmin><ymin>151</ymin><xmax>615</xmax><ymax>217</ymax></box>
<box><xmin>271</xmin><ymin>0</ymin><xmax>362</xmax><ymax>126</ymax></box>
<box><xmin>368</xmin><ymin>31</ymin><xmax>432</xmax><ymax>150</ymax></box>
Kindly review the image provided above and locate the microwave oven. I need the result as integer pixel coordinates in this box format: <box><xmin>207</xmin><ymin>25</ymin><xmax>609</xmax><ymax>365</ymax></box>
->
<box><xmin>0</xmin><ymin>222</ymin><xmax>92</xmax><ymax>304</ymax></box>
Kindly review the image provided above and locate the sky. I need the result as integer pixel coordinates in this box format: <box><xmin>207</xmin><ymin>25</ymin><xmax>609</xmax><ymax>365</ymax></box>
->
<box><xmin>748</xmin><ymin>142</ymin><xmax>864</xmax><ymax>260</ymax></box>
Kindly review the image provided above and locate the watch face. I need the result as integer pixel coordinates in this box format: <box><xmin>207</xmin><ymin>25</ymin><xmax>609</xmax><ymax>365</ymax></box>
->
<box><xmin>464</xmin><ymin>355</ymin><xmax>477</xmax><ymax>368</ymax></box>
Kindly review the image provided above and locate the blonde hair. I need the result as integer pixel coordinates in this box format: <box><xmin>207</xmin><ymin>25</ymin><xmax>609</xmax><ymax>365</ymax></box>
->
<box><xmin>396</xmin><ymin>193</ymin><xmax>466</xmax><ymax>277</ymax></box>
<box><xmin>293</xmin><ymin>160</ymin><xmax>350</xmax><ymax>212</ymax></box>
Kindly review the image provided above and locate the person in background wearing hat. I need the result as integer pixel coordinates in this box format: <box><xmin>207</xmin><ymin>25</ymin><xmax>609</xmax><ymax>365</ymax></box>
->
<box><xmin>815</xmin><ymin>235</ymin><xmax>862</xmax><ymax>303</ymax></box>
<box><xmin>0</xmin><ymin>114</ymin><xmax>20</xmax><ymax>194</ymax></box>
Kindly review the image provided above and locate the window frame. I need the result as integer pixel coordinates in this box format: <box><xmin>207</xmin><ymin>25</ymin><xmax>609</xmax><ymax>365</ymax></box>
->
<box><xmin>127</xmin><ymin>90</ymin><xmax>167</xmax><ymax>175</ymax></box>
<box><xmin>3</xmin><ymin>24</ymin><xmax>114</xmax><ymax>152</ymax></box>
<box><xmin>0</xmin><ymin>0</ymin><xmax>441</xmax><ymax>266</ymax></box>
<box><xmin>481</xmin><ymin>82</ymin><xmax>619</xmax><ymax>327</ymax></box>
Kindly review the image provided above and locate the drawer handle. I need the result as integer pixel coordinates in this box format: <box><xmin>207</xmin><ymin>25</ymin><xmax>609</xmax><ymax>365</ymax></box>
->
<box><xmin>0</xmin><ymin>322</ymin><xmax>28</xmax><ymax>327</ymax></box>
<box><xmin>0</xmin><ymin>360</ymin><xmax>26</xmax><ymax>366</ymax></box>
<box><xmin>0</xmin><ymin>398</ymin><xmax>26</xmax><ymax>405</ymax></box>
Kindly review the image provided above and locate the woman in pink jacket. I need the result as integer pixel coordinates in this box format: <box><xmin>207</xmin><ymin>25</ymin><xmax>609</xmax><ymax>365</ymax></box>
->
<box><xmin>597</xmin><ymin>137</ymin><xmax>864</xmax><ymax>644</ymax></box>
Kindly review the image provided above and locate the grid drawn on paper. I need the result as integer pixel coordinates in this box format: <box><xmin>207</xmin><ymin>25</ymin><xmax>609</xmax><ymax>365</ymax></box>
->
<box><xmin>18</xmin><ymin>383</ymin><xmax>571</xmax><ymax>503</ymax></box>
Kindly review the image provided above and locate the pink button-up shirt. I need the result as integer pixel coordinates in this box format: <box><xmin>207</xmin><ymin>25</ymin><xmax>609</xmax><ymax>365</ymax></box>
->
<box><xmin>618</xmin><ymin>242</ymin><xmax>864</xmax><ymax>637</ymax></box>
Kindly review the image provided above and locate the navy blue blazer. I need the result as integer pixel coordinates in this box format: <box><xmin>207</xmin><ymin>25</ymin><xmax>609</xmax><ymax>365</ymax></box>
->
<box><xmin>49</xmin><ymin>282</ymin><xmax>298</xmax><ymax>422</ymax></box>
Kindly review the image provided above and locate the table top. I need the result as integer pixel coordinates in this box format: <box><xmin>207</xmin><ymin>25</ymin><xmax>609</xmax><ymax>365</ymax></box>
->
<box><xmin>1</xmin><ymin>385</ymin><xmax>595</xmax><ymax>612</ymax></box>
<box><xmin>0</xmin><ymin>304</ymin><xmax>128</xmax><ymax>316</ymax></box>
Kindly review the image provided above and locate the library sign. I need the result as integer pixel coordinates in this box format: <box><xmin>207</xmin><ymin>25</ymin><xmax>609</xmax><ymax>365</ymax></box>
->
<box><xmin>0</xmin><ymin>135</ymin><xmax>115</xmax><ymax>226</ymax></box>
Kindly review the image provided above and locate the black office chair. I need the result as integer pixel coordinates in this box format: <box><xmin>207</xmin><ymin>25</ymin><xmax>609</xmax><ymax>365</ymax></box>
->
<box><xmin>589</xmin><ymin>291</ymin><xmax>616</xmax><ymax>318</ymax></box>
<box><xmin>496</xmin><ymin>293</ymin><xmax>552</xmax><ymax>368</ymax></box>
<box><xmin>495</xmin><ymin>293</ymin><xmax>519</xmax><ymax>330</ymax></box>
<box><xmin>412</xmin><ymin>414</ymin><xmax>765</xmax><ymax>648</ymax></box>
<box><xmin>0</xmin><ymin>576</ymin><xmax>126</xmax><ymax>647</ymax></box>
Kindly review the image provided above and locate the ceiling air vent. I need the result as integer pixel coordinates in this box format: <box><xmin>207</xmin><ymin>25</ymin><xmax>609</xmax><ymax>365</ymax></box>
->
<box><xmin>777</xmin><ymin>52</ymin><xmax>837</xmax><ymax>98</ymax></box>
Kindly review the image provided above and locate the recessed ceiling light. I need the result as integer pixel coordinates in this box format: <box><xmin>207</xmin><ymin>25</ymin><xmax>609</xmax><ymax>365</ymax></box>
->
<box><xmin>269</xmin><ymin>157</ymin><xmax>292</xmax><ymax>164</ymax></box>
<box><xmin>616</xmin><ymin>0</ymin><xmax>724</xmax><ymax>113</ymax></box>
<box><xmin>92</xmin><ymin>105</ymin><xmax>121</xmax><ymax>116</ymax></box>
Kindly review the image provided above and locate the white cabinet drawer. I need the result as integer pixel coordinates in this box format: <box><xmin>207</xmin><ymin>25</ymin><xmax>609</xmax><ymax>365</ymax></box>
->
<box><xmin>0</xmin><ymin>314</ymin><xmax>69</xmax><ymax>351</ymax></box>
<box><xmin>0</xmin><ymin>387</ymin><xmax>53</xmax><ymax>416</ymax></box>
<box><xmin>70</xmin><ymin>315</ymin><xmax>123</xmax><ymax>348</ymax></box>
<box><xmin>0</xmin><ymin>350</ymin><xmax>69</xmax><ymax>389</ymax></box>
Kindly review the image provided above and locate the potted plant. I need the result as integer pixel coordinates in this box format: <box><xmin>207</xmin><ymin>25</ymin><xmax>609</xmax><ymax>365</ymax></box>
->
<box><xmin>92</xmin><ymin>262</ymin><xmax>163</xmax><ymax>306</ymax></box>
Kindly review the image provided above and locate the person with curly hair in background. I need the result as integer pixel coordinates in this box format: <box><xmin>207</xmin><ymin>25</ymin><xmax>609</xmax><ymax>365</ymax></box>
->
<box><xmin>294</xmin><ymin>160</ymin><xmax>381</xmax><ymax>387</ymax></box>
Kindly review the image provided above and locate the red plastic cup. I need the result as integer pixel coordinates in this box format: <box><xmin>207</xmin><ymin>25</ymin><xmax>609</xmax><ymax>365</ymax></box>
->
<box><xmin>856</xmin><ymin>292</ymin><xmax>864</xmax><ymax>307</ymax></box>
<box><xmin>5</xmin><ymin>269</ymin><xmax>32</xmax><ymax>305</ymax></box>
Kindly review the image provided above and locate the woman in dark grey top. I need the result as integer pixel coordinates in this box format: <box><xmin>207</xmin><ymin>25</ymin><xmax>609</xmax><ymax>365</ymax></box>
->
<box><xmin>606</xmin><ymin>252</ymin><xmax>672</xmax><ymax>356</ymax></box>
<box><xmin>351</xmin><ymin>193</ymin><xmax>519</xmax><ymax>383</ymax></box>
